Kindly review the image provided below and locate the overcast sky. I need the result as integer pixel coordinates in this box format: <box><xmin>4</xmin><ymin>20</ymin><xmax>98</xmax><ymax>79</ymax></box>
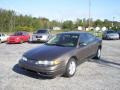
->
<box><xmin>0</xmin><ymin>0</ymin><xmax>120</xmax><ymax>21</ymax></box>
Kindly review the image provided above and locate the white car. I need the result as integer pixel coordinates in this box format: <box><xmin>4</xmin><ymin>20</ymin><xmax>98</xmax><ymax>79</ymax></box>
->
<box><xmin>29</xmin><ymin>29</ymin><xmax>51</xmax><ymax>42</ymax></box>
<box><xmin>0</xmin><ymin>33</ymin><xmax>9</xmax><ymax>43</ymax></box>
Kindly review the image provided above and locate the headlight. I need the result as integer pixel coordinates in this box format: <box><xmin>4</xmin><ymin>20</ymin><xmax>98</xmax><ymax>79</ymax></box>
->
<box><xmin>22</xmin><ymin>56</ymin><xmax>27</xmax><ymax>61</ymax></box>
<box><xmin>35</xmin><ymin>60</ymin><xmax>60</xmax><ymax>65</ymax></box>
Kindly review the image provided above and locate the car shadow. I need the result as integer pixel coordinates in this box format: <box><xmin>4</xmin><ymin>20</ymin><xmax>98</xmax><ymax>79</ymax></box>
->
<box><xmin>12</xmin><ymin>64</ymin><xmax>53</xmax><ymax>80</ymax></box>
<box><xmin>89</xmin><ymin>58</ymin><xmax>120</xmax><ymax>69</ymax></box>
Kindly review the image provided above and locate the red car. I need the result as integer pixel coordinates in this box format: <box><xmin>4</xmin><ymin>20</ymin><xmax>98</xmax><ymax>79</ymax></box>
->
<box><xmin>7</xmin><ymin>31</ymin><xmax>30</xmax><ymax>44</ymax></box>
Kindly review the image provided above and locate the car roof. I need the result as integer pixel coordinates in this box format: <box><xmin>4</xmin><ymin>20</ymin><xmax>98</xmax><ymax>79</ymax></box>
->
<box><xmin>15</xmin><ymin>31</ymin><xmax>29</xmax><ymax>34</ymax></box>
<box><xmin>16</xmin><ymin>31</ymin><xmax>27</xmax><ymax>33</ymax></box>
<box><xmin>59</xmin><ymin>31</ymin><xmax>89</xmax><ymax>35</ymax></box>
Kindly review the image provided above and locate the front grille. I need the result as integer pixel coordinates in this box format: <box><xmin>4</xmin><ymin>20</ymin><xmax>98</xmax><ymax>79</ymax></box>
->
<box><xmin>36</xmin><ymin>36</ymin><xmax>42</xmax><ymax>38</ymax></box>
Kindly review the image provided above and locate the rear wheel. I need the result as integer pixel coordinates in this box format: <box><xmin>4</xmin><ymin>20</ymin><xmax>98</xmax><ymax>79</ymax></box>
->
<box><xmin>94</xmin><ymin>48</ymin><xmax>101</xmax><ymax>59</ymax></box>
<box><xmin>20</xmin><ymin>40</ymin><xmax>23</xmax><ymax>44</ymax></box>
<box><xmin>64</xmin><ymin>58</ymin><xmax>77</xmax><ymax>77</ymax></box>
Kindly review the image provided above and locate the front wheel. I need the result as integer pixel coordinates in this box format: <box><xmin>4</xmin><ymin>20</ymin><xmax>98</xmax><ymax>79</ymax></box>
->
<box><xmin>64</xmin><ymin>58</ymin><xmax>77</xmax><ymax>77</ymax></box>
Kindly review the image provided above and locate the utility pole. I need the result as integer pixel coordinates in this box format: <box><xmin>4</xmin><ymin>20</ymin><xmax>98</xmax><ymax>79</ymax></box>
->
<box><xmin>88</xmin><ymin>0</ymin><xmax>91</xmax><ymax>31</ymax></box>
<box><xmin>112</xmin><ymin>17</ymin><xmax>115</xmax><ymax>28</ymax></box>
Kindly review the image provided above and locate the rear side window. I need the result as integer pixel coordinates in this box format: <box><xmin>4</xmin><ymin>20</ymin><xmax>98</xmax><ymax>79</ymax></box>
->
<box><xmin>86</xmin><ymin>33</ymin><xmax>95</xmax><ymax>43</ymax></box>
<box><xmin>79</xmin><ymin>34</ymin><xmax>87</xmax><ymax>43</ymax></box>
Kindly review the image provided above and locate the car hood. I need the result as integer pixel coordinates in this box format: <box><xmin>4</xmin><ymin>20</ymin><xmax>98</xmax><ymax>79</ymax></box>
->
<box><xmin>24</xmin><ymin>44</ymin><xmax>74</xmax><ymax>61</ymax></box>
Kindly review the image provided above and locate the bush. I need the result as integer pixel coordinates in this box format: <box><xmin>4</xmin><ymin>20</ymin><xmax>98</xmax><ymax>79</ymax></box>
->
<box><xmin>15</xmin><ymin>26</ymin><xmax>34</xmax><ymax>32</ymax></box>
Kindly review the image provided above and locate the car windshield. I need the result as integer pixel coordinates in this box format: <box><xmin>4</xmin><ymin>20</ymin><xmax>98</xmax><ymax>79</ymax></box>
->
<box><xmin>107</xmin><ymin>31</ymin><xmax>116</xmax><ymax>33</ymax></box>
<box><xmin>13</xmin><ymin>32</ymin><xmax>23</xmax><ymax>36</ymax></box>
<box><xmin>116</xmin><ymin>30</ymin><xmax>120</xmax><ymax>33</ymax></box>
<box><xmin>46</xmin><ymin>34</ymin><xmax>79</xmax><ymax>47</ymax></box>
<box><xmin>36</xmin><ymin>30</ymin><xmax>48</xmax><ymax>34</ymax></box>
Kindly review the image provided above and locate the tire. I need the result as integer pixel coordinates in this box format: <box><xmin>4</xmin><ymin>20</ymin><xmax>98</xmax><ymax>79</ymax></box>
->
<box><xmin>64</xmin><ymin>58</ymin><xmax>77</xmax><ymax>77</ymax></box>
<box><xmin>0</xmin><ymin>39</ymin><xmax>1</xmax><ymax>43</ymax></box>
<box><xmin>94</xmin><ymin>48</ymin><xmax>101</xmax><ymax>59</ymax></box>
<box><xmin>20</xmin><ymin>40</ymin><xmax>23</xmax><ymax>44</ymax></box>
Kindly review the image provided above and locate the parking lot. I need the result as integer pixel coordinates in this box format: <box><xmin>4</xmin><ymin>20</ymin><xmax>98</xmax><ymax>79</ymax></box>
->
<box><xmin>0</xmin><ymin>40</ymin><xmax>120</xmax><ymax>90</ymax></box>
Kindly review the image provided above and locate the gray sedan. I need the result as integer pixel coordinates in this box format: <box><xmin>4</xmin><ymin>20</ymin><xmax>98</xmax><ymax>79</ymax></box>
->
<box><xmin>29</xmin><ymin>29</ymin><xmax>51</xmax><ymax>42</ymax></box>
<box><xmin>19</xmin><ymin>32</ymin><xmax>102</xmax><ymax>78</ymax></box>
<box><xmin>102</xmin><ymin>30</ymin><xmax>119</xmax><ymax>40</ymax></box>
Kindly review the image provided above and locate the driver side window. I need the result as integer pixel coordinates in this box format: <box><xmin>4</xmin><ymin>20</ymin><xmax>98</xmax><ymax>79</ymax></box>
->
<box><xmin>79</xmin><ymin>34</ymin><xmax>89</xmax><ymax>44</ymax></box>
<box><xmin>79</xmin><ymin>33</ymin><xmax>95</xmax><ymax>45</ymax></box>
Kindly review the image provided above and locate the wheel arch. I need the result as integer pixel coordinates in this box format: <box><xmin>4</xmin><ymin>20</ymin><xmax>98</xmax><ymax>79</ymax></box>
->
<box><xmin>98</xmin><ymin>45</ymin><xmax>102</xmax><ymax>50</ymax></box>
<box><xmin>69</xmin><ymin>56</ymin><xmax>79</xmax><ymax>66</ymax></box>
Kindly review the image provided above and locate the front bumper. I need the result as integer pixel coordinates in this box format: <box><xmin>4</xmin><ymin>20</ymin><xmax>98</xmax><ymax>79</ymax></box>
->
<box><xmin>107</xmin><ymin>36</ymin><xmax>119</xmax><ymax>39</ymax></box>
<box><xmin>7</xmin><ymin>40</ymin><xmax>20</xmax><ymax>43</ymax></box>
<box><xmin>19</xmin><ymin>60</ymin><xmax>65</xmax><ymax>77</ymax></box>
<box><xmin>30</xmin><ymin>36</ymin><xmax>48</xmax><ymax>42</ymax></box>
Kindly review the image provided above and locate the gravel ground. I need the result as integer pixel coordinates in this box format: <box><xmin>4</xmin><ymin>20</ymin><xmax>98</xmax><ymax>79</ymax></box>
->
<box><xmin>0</xmin><ymin>40</ymin><xmax>120</xmax><ymax>90</ymax></box>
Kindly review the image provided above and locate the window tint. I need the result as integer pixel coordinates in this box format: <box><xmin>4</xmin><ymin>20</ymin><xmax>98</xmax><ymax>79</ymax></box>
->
<box><xmin>14</xmin><ymin>32</ymin><xmax>23</xmax><ymax>36</ymax></box>
<box><xmin>106</xmin><ymin>30</ymin><xmax>115</xmax><ymax>33</ymax></box>
<box><xmin>79</xmin><ymin>34</ymin><xmax>88</xmax><ymax>43</ymax></box>
<box><xmin>47</xmin><ymin>34</ymin><xmax>79</xmax><ymax>47</ymax></box>
<box><xmin>36</xmin><ymin>30</ymin><xmax>48</xmax><ymax>33</ymax></box>
<box><xmin>23</xmin><ymin>32</ymin><xmax>28</xmax><ymax>35</ymax></box>
<box><xmin>86</xmin><ymin>33</ymin><xmax>95</xmax><ymax>42</ymax></box>
<box><xmin>79</xmin><ymin>33</ymin><xmax>95</xmax><ymax>44</ymax></box>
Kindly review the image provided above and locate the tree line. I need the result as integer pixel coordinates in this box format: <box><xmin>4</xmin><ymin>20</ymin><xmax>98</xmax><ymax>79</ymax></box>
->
<box><xmin>0</xmin><ymin>8</ymin><xmax>120</xmax><ymax>32</ymax></box>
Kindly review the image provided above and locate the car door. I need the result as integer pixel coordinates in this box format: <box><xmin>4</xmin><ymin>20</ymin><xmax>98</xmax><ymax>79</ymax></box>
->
<box><xmin>0</xmin><ymin>34</ymin><xmax>2</xmax><ymax>41</ymax></box>
<box><xmin>2</xmin><ymin>34</ymin><xmax>6</xmax><ymax>41</ymax></box>
<box><xmin>25</xmin><ymin>33</ymin><xmax>30</xmax><ymax>41</ymax></box>
<box><xmin>22</xmin><ymin>32</ymin><xmax>28</xmax><ymax>41</ymax></box>
<box><xmin>21</xmin><ymin>32</ymin><xmax>29</xmax><ymax>41</ymax></box>
<box><xmin>86</xmin><ymin>33</ymin><xmax>98</xmax><ymax>56</ymax></box>
<box><xmin>76</xmin><ymin>33</ymin><xmax>91</xmax><ymax>61</ymax></box>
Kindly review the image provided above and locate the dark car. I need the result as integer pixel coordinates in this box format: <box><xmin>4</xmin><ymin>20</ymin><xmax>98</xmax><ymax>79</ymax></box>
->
<box><xmin>29</xmin><ymin>29</ymin><xmax>51</xmax><ymax>42</ymax></box>
<box><xmin>102</xmin><ymin>30</ymin><xmax>119</xmax><ymax>40</ymax></box>
<box><xmin>19</xmin><ymin>32</ymin><xmax>102</xmax><ymax>78</ymax></box>
<box><xmin>7</xmin><ymin>31</ymin><xmax>30</xmax><ymax>44</ymax></box>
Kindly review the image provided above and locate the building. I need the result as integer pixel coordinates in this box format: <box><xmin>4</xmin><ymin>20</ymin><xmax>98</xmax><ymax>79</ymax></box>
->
<box><xmin>53</xmin><ymin>27</ymin><xmax>61</xmax><ymax>30</ymax></box>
